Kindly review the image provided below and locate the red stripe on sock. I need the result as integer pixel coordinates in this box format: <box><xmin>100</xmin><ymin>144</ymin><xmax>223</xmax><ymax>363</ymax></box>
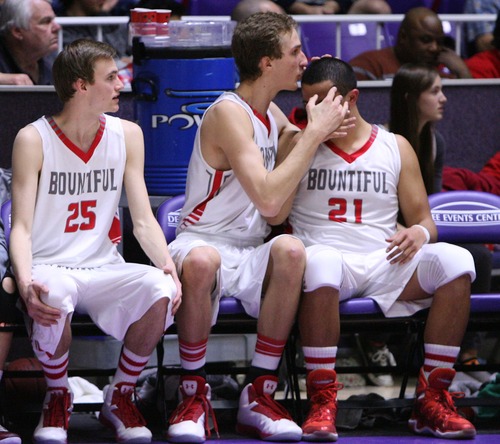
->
<box><xmin>121</xmin><ymin>352</ymin><xmax>148</xmax><ymax>368</ymax></box>
<box><xmin>425</xmin><ymin>353</ymin><xmax>456</xmax><ymax>363</ymax></box>
<box><xmin>42</xmin><ymin>356</ymin><xmax>69</xmax><ymax>371</ymax></box>
<box><xmin>255</xmin><ymin>334</ymin><xmax>286</xmax><ymax>357</ymax></box>
<box><xmin>304</xmin><ymin>356</ymin><xmax>337</xmax><ymax>365</ymax></box>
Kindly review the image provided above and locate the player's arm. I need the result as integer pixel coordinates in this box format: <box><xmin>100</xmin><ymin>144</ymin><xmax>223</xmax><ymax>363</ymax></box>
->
<box><xmin>264</xmin><ymin>102</ymin><xmax>354</xmax><ymax>225</ymax></box>
<box><xmin>204</xmin><ymin>87</ymin><xmax>349</xmax><ymax>218</ymax></box>
<box><xmin>386</xmin><ymin>135</ymin><xmax>437</xmax><ymax>264</ymax></box>
<box><xmin>122</xmin><ymin>120</ymin><xmax>182</xmax><ymax>310</ymax></box>
<box><xmin>264</xmin><ymin>127</ymin><xmax>302</xmax><ymax>226</ymax></box>
<box><xmin>10</xmin><ymin>125</ymin><xmax>60</xmax><ymax>325</ymax></box>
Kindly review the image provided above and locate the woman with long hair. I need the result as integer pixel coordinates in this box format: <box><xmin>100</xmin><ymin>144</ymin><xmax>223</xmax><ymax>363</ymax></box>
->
<box><xmin>389</xmin><ymin>62</ymin><xmax>447</xmax><ymax>195</ymax></box>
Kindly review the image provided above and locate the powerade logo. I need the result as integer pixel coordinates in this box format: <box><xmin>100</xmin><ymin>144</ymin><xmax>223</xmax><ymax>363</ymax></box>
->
<box><xmin>151</xmin><ymin>90</ymin><xmax>224</xmax><ymax>130</ymax></box>
<box><xmin>431</xmin><ymin>201</ymin><xmax>500</xmax><ymax>226</ymax></box>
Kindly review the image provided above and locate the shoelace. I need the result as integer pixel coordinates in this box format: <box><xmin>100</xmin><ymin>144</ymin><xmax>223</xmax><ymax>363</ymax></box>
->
<box><xmin>426</xmin><ymin>387</ymin><xmax>465</xmax><ymax>419</ymax></box>
<box><xmin>309</xmin><ymin>383</ymin><xmax>344</xmax><ymax>421</ymax></box>
<box><xmin>255</xmin><ymin>392</ymin><xmax>294</xmax><ymax>421</ymax></box>
<box><xmin>310</xmin><ymin>381</ymin><xmax>344</xmax><ymax>404</ymax></box>
<box><xmin>169</xmin><ymin>393</ymin><xmax>220</xmax><ymax>439</ymax></box>
<box><xmin>43</xmin><ymin>390</ymin><xmax>71</xmax><ymax>428</ymax></box>
<box><xmin>113</xmin><ymin>387</ymin><xmax>147</xmax><ymax>427</ymax></box>
<box><xmin>370</xmin><ymin>347</ymin><xmax>394</xmax><ymax>366</ymax></box>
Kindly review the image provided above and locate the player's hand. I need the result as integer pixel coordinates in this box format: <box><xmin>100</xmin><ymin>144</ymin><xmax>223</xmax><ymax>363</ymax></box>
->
<box><xmin>326</xmin><ymin>115</ymin><xmax>356</xmax><ymax>140</ymax></box>
<box><xmin>306</xmin><ymin>86</ymin><xmax>349</xmax><ymax>141</ymax></box>
<box><xmin>162</xmin><ymin>263</ymin><xmax>182</xmax><ymax>315</ymax></box>
<box><xmin>385</xmin><ymin>226</ymin><xmax>427</xmax><ymax>265</ymax></box>
<box><xmin>22</xmin><ymin>281</ymin><xmax>61</xmax><ymax>327</ymax></box>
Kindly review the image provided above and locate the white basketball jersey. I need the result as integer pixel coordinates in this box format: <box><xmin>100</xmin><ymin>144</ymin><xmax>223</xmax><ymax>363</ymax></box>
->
<box><xmin>288</xmin><ymin>125</ymin><xmax>401</xmax><ymax>253</ymax></box>
<box><xmin>177</xmin><ymin>92</ymin><xmax>278</xmax><ymax>245</ymax></box>
<box><xmin>30</xmin><ymin>115</ymin><xmax>125</xmax><ymax>268</ymax></box>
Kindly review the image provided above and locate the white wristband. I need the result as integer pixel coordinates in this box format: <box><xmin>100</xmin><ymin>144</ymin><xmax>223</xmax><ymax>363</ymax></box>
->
<box><xmin>414</xmin><ymin>224</ymin><xmax>430</xmax><ymax>244</ymax></box>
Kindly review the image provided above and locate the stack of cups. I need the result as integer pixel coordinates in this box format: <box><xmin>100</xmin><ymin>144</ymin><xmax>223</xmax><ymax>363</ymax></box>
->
<box><xmin>129</xmin><ymin>8</ymin><xmax>172</xmax><ymax>46</ymax></box>
<box><xmin>156</xmin><ymin>9</ymin><xmax>172</xmax><ymax>37</ymax></box>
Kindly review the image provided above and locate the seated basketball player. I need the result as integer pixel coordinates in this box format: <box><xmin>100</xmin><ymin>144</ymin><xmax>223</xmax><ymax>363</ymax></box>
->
<box><xmin>8</xmin><ymin>39</ymin><xmax>181</xmax><ymax>444</ymax></box>
<box><xmin>269</xmin><ymin>57</ymin><xmax>477</xmax><ymax>440</ymax></box>
<box><xmin>165</xmin><ymin>12</ymin><xmax>351</xmax><ymax>444</ymax></box>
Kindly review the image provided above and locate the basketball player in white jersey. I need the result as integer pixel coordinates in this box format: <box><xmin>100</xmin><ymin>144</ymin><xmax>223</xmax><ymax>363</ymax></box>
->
<box><xmin>270</xmin><ymin>57</ymin><xmax>477</xmax><ymax>441</ymax></box>
<box><xmin>166</xmin><ymin>12</ymin><xmax>352</xmax><ymax>443</ymax></box>
<box><xmin>9</xmin><ymin>39</ymin><xmax>182</xmax><ymax>444</ymax></box>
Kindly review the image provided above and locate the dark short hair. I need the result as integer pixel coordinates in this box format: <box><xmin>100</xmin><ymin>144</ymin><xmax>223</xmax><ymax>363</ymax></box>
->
<box><xmin>52</xmin><ymin>38</ymin><xmax>116</xmax><ymax>103</ymax></box>
<box><xmin>302</xmin><ymin>57</ymin><xmax>357</xmax><ymax>96</ymax></box>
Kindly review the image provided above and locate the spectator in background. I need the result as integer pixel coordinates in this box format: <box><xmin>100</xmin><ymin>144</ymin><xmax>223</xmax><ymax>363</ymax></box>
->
<box><xmin>443</xmin><ymin>152</ymin><xmax>500</xmax><ymax>195</ymax></box>
<box><xmin>465</xmin><ymin>0</ymin><xmax>500</xmax><ymax>55</ymax></box>
<box><xmin>349</xmin><ymin>7</ymin><xmax>471</xmax><ymax>80</ymax></box>
<box><xmin>466</xmin><ymin>11</ymin><xmax>500</xmax><ymax>78</ymax></box>
<box><xmin>102</xmin><ymin>0</ymin><xmax>138</xmax><ymax>15</ymax></box>
<box><xmin>232</xmin><ymin>0</ymin><xmax>285</xmax><ymax>22</ymax></box>
<box><xmin>390</xmin><ymin>63</ymin><xmax>493</xmax><ymax>294</ymax></box>
<box><xmin>0</xmin><ymin>0</ymin><xmax>60</xmax><ymax>85</ymax></box>
<box><xmin>55</xmin><ymin>0</ymin><xmax>129</xmax><ymax>61</ymax></box>
<box><xmin>273</xmin><ymin>0</ymin><xmax>391</xmax><ymax>15</ymax></box>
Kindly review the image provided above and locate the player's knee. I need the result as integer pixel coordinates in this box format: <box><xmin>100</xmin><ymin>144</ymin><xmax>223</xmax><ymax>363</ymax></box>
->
<box><xmin>40</xmin><ymin>275</ymin><xmax>77</xmax><ymax>309</ymax></box>
<box><xmin>1</xmin><ymin>276</ymin><xmax>16</xmax><ymax>294</ymax></box>
<box><xmin>417</xmin><ymin>243</ymin><xmax>475</xmax><ymax>294</ymax></box>
<box><xmin>183</xmin><ymin>246</ymin><xmax>220</xmax><ymax>281</ymax></box>
<box><xmin>271</xmin><ymin>235</ymin><xmax>306</xmax><ymax>268</ymax></box>
<box><xmin>304</xmin><ymin>245</ymin><xmax>343</xmax><ymax>292</ymax></box>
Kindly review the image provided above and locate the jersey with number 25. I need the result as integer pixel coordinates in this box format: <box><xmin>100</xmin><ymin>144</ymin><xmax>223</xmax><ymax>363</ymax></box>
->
<box><xmin>29</xmin><ymin>114</ymin><xmax>125</xmax><ymax>268</ymax></box>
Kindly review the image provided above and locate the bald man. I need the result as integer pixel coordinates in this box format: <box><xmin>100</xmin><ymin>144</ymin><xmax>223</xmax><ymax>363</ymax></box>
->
<box><xmin>231</xmin><ymin>0</ymin><xmax>285</xmax><ymax>21</ymax></box>
<box><xmin>349</xmin><ymin>7</ymin><xmax>471</xmax><ymax>80</ymax></box>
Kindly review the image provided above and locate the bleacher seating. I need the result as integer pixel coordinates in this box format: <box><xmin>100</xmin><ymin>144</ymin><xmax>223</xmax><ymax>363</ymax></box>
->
<box><xmin>301</xmin><ymin>20</ymin><xmax>387</xmax><ymax>61</ymax></box>
<box><xmin>187</xmin><ymin>0</ymin><xmax>240</xmax><ymax>16</ymax></box>
<box><xmin>386</xmin><ymin>0</ymin><xmax>466</xmax><ymax>13</ymax></box>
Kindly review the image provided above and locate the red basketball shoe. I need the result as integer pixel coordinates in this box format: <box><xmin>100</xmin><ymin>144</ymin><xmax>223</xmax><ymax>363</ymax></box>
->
<box><xmin>408</xmin><ymin>367</ymin><xmax>476</xmax><ymax>439</ymax></box>
<box><xmin>100</xmin><ymin>382</ymin><xmax>152</xmax><ymax>443</ymax></box>
<box><xmin>236</xmin><ymin>375</ymin><xmax>302</xmax><ymax>441</ymax></box>
<box><xmin>33</xmin><ymin>387</ymin><xmax>73</xmax><ymax>444</ymax></box>
<box><xmin>168</xmin><ymin>376</ymin><xmax>218</xmax><ymax>443</ymax></box>
<box><xmin>0</xmin><ymin>423</ymin><xmax>21</xmax><ymax>444</ymax></box>
<box><xmin>302</xmin><ymin>369</ymin><xmax>343</xmax><ymax>442</ymax></box>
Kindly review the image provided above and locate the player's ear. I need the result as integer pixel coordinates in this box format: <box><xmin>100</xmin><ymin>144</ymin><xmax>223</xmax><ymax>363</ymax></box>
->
<box><xmin>260</xmin><ymin>56</ymin><xmax>273</xmax><ymax>73</ymax></box>
<box><xmin>75</xmin><ymin>78</ymin><xmax>88</xmax><ymax>92</ymax></box>
<box><xmin>345</xmin><ymin>89</ymin><xmax>359</xmax><ymax>105</ymax></box>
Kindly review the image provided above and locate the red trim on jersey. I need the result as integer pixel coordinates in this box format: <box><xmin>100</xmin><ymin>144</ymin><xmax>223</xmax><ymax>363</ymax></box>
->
<box><xmin>236</xmin><ymin>93</ymin><xmax>271</xmax><ymax>135</ymax></box>
<box><xmin>181</xmin><ymin>170</ymin><xmax>225</xmax><ymax>228</ymax></box>
<box><xmin>251</xmin><ymin>107</ymin><xmax>271</xmax><ymax>136</ymax></box>
<box><xmin>325</xmin><ymin>125</ymin><xmax>378</xmax><ymax>164</ymax></box>
<box><xmin>47</xmin><ymin>115</ymin><xmax>106</xmax><ymax>164</ymax></box>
